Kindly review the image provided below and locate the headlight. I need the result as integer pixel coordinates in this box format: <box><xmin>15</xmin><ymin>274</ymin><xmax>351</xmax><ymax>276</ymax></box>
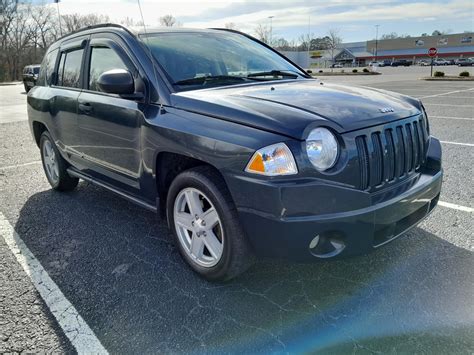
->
<box><xmin>306</xmin><ymin>127</ymin><xmax>339</xmax><ymax>171</ymax></box>
<box><xmin>245</xmin><ymin>143</ymin><xmax>298</xmax><ymax>176</ymax></box>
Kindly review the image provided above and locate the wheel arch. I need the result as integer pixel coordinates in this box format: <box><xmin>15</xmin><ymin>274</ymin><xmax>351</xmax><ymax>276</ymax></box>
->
<box><xmin>32</xmin><ymin>121</ymin><xmax>48</xmax><ymax>147</ymax></box>
<box><xmin>155</xmin><ymin>151</ymin><xmax>229</xmax><ymax>218</ymax></box>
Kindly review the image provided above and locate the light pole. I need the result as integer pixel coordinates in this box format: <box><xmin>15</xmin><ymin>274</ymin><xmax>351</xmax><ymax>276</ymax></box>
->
<box><xmin>374</xmin><ymin>24</ymin><xmax>380</xmax><ymax>62</ymax></box>
<box><xmin>268</xmin><ymin>16</ymin><xmax>274</xmax><ymax>46</ymax></box>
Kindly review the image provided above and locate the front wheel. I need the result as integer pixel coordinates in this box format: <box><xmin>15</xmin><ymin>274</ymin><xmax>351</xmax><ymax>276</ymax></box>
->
<box><xmin>40</xmin><ymin>131</ymin><xmax>79</xmax><ymax>191</ymax></box>
<box><xmin>167</xmin><ymin>166</ymin><xmax>254</xmax><ymax>281</ymax></box>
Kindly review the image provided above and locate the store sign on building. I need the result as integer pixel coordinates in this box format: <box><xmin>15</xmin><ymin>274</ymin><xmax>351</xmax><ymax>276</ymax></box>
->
<box><xmin>461</xmin><ymin>36</ymin><xmax>472</xmax><ymax>43</ymax></box>
<box><xmin>415</xmin><ymin>39</ymin><xmax>425</xmax><ymax>46</ymax></box>
<box><xmin>438</xmin><ymin>38</ymin><xmax>448</xmax><ymax>46</ymax></box>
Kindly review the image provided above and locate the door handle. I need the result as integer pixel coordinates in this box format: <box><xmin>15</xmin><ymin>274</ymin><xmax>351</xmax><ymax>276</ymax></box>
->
<box><xmin>78</xmin><ymin>102</ymin><xmax>93</xmax><ymax>114</ymax></box>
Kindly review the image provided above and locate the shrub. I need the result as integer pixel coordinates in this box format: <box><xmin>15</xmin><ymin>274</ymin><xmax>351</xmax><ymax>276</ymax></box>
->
<box><xmin>363</xmin><ymin>68</ymin><xmax>370</xmax><ymax>73</ymax></box>
<box><xmin>318</xmin><ymin>70</ymin><xmax>323</xmax><ymax>73</ymax></box>
<box><xmin>341</xmin><ymin>69</ymin><xmax>345</xmax><ymax>73</ymax></box>
<box><xmin>433</xmin><ymin>71</ymin><xmax>445</xmax><ymax>77</ymax></box>
<box><xmin>459</xmin><ymin>71</ymin><xmax>470</xmax><ymax>77</ymax></box>
<box><xmin>352</xmin><ymin>69</ymin><xmax>358</xmax><ymax>73</ymax></box>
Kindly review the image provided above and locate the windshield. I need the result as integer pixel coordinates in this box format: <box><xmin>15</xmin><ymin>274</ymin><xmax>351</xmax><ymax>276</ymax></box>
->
<box><xmin>33</xmin><ymin>67</ymin><xmax>40</xmax><ymax>74</ymax></box>
<box><xmin>140</xmin><ymin>31</ymin><xmax>306</xmax><ymax>90</ymax></box>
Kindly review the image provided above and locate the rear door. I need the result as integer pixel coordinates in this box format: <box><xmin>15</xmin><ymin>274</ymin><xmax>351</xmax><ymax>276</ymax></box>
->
<box><xmin>75</xmin><ymin>33</ymin><xmax>145</xmax><ymax>193</ymax></box>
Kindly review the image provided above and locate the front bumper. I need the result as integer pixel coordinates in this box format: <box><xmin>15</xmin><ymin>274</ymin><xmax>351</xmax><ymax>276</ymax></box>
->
<box><xmin>226</xmin><ymin>138</ymin><xmax>442</xmax><ymax>261</ymax></box>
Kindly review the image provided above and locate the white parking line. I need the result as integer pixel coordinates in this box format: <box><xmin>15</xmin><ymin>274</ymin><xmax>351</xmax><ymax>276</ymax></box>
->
<box><xmin>438</xmin><ymin>201</ymin><xmax>474</xmax><ymax>213</ymax></box>
<box><xmin>0</xmin><ymin>212</ymin><xmax>108</xmax><ymax>354</ymax></box>
<box><xmin>0</xmin><ymin>161</ymin><xmax>41</xmax><ymax>170</ymax></box>
<box><xmin>430</xmin><ymin>116</ymin><xmax>474</xmax><ymax>121</ymax></box>
<box><xmin>441</xmin><ymin>140</ymin><xmax>474</xmax><ymax>147</ymax></box>
<box><xmin>419</xmin><ymin>88</ymin><xmax>474</xmax><ymax>99</ymax></box>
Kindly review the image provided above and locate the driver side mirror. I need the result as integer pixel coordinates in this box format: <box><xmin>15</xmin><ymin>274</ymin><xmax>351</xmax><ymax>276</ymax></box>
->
<box><xmin>97</xmin><ymin>69</ymin><xmax>135</xmax><ymax>95</ymax></box>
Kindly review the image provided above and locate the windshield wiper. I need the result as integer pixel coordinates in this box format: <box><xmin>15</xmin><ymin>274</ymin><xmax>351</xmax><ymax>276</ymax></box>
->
<box><xmin>247</xmin><ymin>70</ymin><xmax>299</xmax><ymax>79</ymax></box>
<box><xmin>173</xmin><ymin>75</ymin><xmax>248</xmax><ymax>86</ymax></box>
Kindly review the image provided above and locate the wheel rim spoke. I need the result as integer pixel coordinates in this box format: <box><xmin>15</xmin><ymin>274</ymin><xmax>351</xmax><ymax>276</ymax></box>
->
<box><xmin>175</xmin><ymin>212</ymin><xmax>194</xmax><ymax>231</ymax></box>
<box><xmin>190</xmin><ymin>233</ymin><xmax>204</xmax><ymax>259</ymax></box>
<box><xmin>201</xmin><ymin>207</ymin><xmax>219</xmax><ymax>229</ymax></box>
<box><xmin>184</xmin><ymin>189</ymin><xmax>203</xmax><ymax>216</ymax></box>
<box><xmin>203</xmin><ymin>230</ymin><xmax>223</xmax><ymax>260</ymax></box>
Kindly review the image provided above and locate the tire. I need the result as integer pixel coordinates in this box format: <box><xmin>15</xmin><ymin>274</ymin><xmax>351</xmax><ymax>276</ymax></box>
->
<box><xmin>39</xmin><ymin>131</ymin><xmax>79</xmax><ymax>191</ymax></box>
<box><xmin>167</xmin><ymin>166</ymin><xmax>254</xmax><ymax>281</ymax></box>
<box><xmin>24</xmin><ymin>82</ymin><xmax>29</xmax><ymax>93</ymax></box>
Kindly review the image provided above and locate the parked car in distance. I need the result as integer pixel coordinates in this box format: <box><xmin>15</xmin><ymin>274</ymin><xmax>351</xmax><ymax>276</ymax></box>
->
<box><xmin>368</xmin><ymin>61</ymin><xmax>386</xmax><ymax>67</ymax></box>
<box><xmin>27</xmin><ymin>25</ymin><xmax>442</xmax><ymax>281</ymax></box>
<box><xmin>456</xmin><ymin>58</ymin><xmax>474</xmax><ymax>66</ymax></box>
<box><xmin>433</xmin><ymin>59</ymin><xmax>450</xmax><ymax>66</ymax></box>
<box><xmin>390</xmin><ymin>59</ymin><xmax>412</xmax><ymax>67</ymax></box>
<box><xmin>417</xmin><ymin>60</ymin><xmax>431</xmax><ymax>66</ymax></box>
<box><xmin>22</xmin><ymin>64</ymin><xmax>41</xmax><ymax>92</ymax></box>
<box><xmin>330</xmin><ymin>63</ymin><xmax>343</xmax><ymax>68</ymax></box>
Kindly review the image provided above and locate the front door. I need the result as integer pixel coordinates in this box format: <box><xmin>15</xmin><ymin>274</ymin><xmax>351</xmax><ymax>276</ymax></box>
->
<box><xmin>75</xmin><ymin>35</ymin><xmax>144</xmax><ymax>193</ymax></box>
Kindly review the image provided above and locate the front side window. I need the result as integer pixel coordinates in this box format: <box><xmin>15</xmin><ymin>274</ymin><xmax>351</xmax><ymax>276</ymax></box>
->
<box><xmin>88</xmin><ymin>46</ymin><xmax>128</xmax><ymax>91</ymax></box>
<box><xmin>57</xmin><ymin>49</ymin><xmax>84</xmax><ymax>88</ymax></box>
<box><xmin>37</xmin><ymin>49</ymin><xmax>58</xmax><ymax>86</ymax></box>
<box><xmin>140</xmin><ymin>31</ymin><xmax>305</xmax><ymax>91</ymax></box>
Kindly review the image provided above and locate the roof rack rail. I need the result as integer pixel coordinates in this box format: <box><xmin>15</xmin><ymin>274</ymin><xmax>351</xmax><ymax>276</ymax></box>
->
<box><xmin>55</xmin><ymin>23</ymin><xmax>136</xmax><ymax>42</ymax></box>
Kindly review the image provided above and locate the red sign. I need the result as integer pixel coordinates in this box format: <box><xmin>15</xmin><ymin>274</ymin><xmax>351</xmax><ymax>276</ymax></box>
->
<box><xmin>428</xmin><ymin>47</ymin><xmax>438</xmax><ymax>57</ymax></box>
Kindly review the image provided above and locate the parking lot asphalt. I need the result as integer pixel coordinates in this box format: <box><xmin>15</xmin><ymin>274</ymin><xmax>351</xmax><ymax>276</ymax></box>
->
<box><xmin>0</xmin><ymin>68</ymin><xmax>473</xmax><ymax>353</ymax></box>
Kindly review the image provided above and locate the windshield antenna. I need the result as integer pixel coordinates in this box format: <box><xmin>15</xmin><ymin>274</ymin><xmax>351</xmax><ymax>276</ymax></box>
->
<box><xmin>136</xmin><ymin>0</ymin><xmax>161</xmax><ymax>104</ymax></box>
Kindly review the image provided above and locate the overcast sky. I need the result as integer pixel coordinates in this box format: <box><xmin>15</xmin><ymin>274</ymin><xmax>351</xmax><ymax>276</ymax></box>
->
<box><xmin>49</xmin><ymin>0</ymin><xmax>473</xmax><ymax>42</ymax></box>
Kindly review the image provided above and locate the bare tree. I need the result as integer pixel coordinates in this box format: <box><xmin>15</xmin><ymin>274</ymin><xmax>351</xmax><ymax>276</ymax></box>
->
<box><xmin>327</xmin><ymin>29</ymin><xmax>342</xmax><ymax>66</ymax></box>
<box><xmin>159</xmin><ymin>14</ymin><xmax>177</xmax><ymax>27</ymax></box>
<box><xmin>224</xmin><ymin>22</ymin><xmax>238</xmax><ymax>30</ymax></box>
<box><xmin>4</xmin><ymin>3</ymin><xmax>34</xmax><ymax>80</ymax></box>
<box><xmin>254</xmin><ymin>23</ymin><xmax>270</xmax><ymax>44</ymax></box>
<box><xmin>62</xmin><ymin>13</ymin><xmax>109</xmax><ymax>33</ymax></box>
<box><xmin>120</xmin><ymin>16</ymin><xmax>144</xmax><ymax>28</ymax></box>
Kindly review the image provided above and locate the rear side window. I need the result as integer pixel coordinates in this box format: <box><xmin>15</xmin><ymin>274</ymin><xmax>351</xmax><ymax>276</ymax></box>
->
<box><xmin>88</xmin><ymin>46</ymin><xmax>128</xmax><ymax>91</ymax></box>
<box><xmin>37</xmin><ymin>49</ymin><xmax>58</xmax><ymax>86</ymax></box>
<box><xmin>57</xmin><ymin>49</ymin><xmax>84</xmax><ymax>88</ymax></box>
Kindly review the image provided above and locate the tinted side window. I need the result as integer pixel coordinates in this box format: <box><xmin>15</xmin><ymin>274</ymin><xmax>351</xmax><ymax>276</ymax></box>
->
<box><xmin>88</xmin><ymin>47</ymin><xmax>128</xmax><ymax>91</ymax></box>
<box><xmin>58</xmin><ymin>49</ymin><xmax>84</xmax><ymax>88</ymax></box>
<box><xmin>37</xmin><ymin>49</ymin><xmax>58</xmax><ymax>86</ymax></box>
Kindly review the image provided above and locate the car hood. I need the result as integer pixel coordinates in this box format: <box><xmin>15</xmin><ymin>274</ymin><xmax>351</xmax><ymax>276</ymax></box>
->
<box><xmin>171</xmin><ymin>80</ymin><xmax>422</xmax><ymax>140</ymax></box>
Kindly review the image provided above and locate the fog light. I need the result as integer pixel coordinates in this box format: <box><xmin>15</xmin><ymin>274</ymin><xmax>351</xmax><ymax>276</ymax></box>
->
<box><xmin>309</xmin><ymin>231</ymin><xmax>346</xmax><ymax>258</ymax></box>
<box><xmin>309</xmin><ymin>235</ymin><xmax>320</xmax><ymax>249</ymax></box>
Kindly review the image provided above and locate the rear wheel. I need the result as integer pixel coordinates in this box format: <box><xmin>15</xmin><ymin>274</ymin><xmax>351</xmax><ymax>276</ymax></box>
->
<box><xmin>167</xmin><ymin>166</ymin><xmax>254</xmax><ymax>281</ymax></box>
<box><xmin>40</xmin><ymin>131</ymin><xmax>79</xmax><ymax>191</ymax></box>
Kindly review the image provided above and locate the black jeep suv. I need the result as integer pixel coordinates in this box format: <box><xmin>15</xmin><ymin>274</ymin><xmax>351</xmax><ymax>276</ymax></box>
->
<box><xmin>27</xmin><ymin>24</ymin><xmax>442</xmax><ymax>281</ymax></box>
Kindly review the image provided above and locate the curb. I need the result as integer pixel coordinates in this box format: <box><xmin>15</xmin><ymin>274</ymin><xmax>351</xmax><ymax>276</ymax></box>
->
<box><xmin>0</xmin><ymin>82</ymin><xmax>21</xmax><ymax>86</ymax></box>
<box><xmin>420</xmin><ymin>77</ymin><xmax>473</xmax><ymax>81</ymax></box>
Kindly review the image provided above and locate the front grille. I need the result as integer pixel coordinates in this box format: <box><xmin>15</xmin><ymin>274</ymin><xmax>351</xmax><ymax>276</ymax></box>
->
<box><xmin>355</xmin><ymin>117</ymin><xmax>428</xmax><ymax>190</ymax></box>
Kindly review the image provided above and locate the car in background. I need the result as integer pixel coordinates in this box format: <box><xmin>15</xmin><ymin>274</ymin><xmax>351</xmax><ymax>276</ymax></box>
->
<box><xmin>330</xmin><ymin>63</ymin><xmax>343</xmax><ymax>68</ymax></box>
<box><xmin>390</xmin><ymin>59</ymin><xmax>412</xmax><ymax>67</ymax></box>
<box><xmin>22</xmin><ymin>64</ymin><xmax>41</xmax><ymax>92</ymax></box>
<box><xmin>417</xmin><ymin>60</ymin><xmax>431</xmax><ymax>66</ymax></box>
<box><xmin>368</xmin><ymin>61</ymin><xmax>386</xmax><ymax>67</ymax></box>
<box><xmin>456</xmin><ymin>58</ymin><xmax>474</xmax><ymax>66</ymax></box>
<box><xmin>433</xmin><ymin>59</ymin><xmax>450</xmax><ymax>66</ymax></box>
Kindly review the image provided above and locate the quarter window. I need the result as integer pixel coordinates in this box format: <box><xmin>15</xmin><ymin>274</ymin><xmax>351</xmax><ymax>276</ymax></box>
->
<box><xmin>88</xmin><ymin>47</ymin><xmax>128</xmax><ymax>91</ymax></box>
<box><xmin>37</xmin><ymin>49</ymin><xmax>58</xmax><ymax>86</ymax></box>
<box><xmin>57</xmin><ymin>49</ymin><xmax>84</xmax><ymax>88</ymax></box>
